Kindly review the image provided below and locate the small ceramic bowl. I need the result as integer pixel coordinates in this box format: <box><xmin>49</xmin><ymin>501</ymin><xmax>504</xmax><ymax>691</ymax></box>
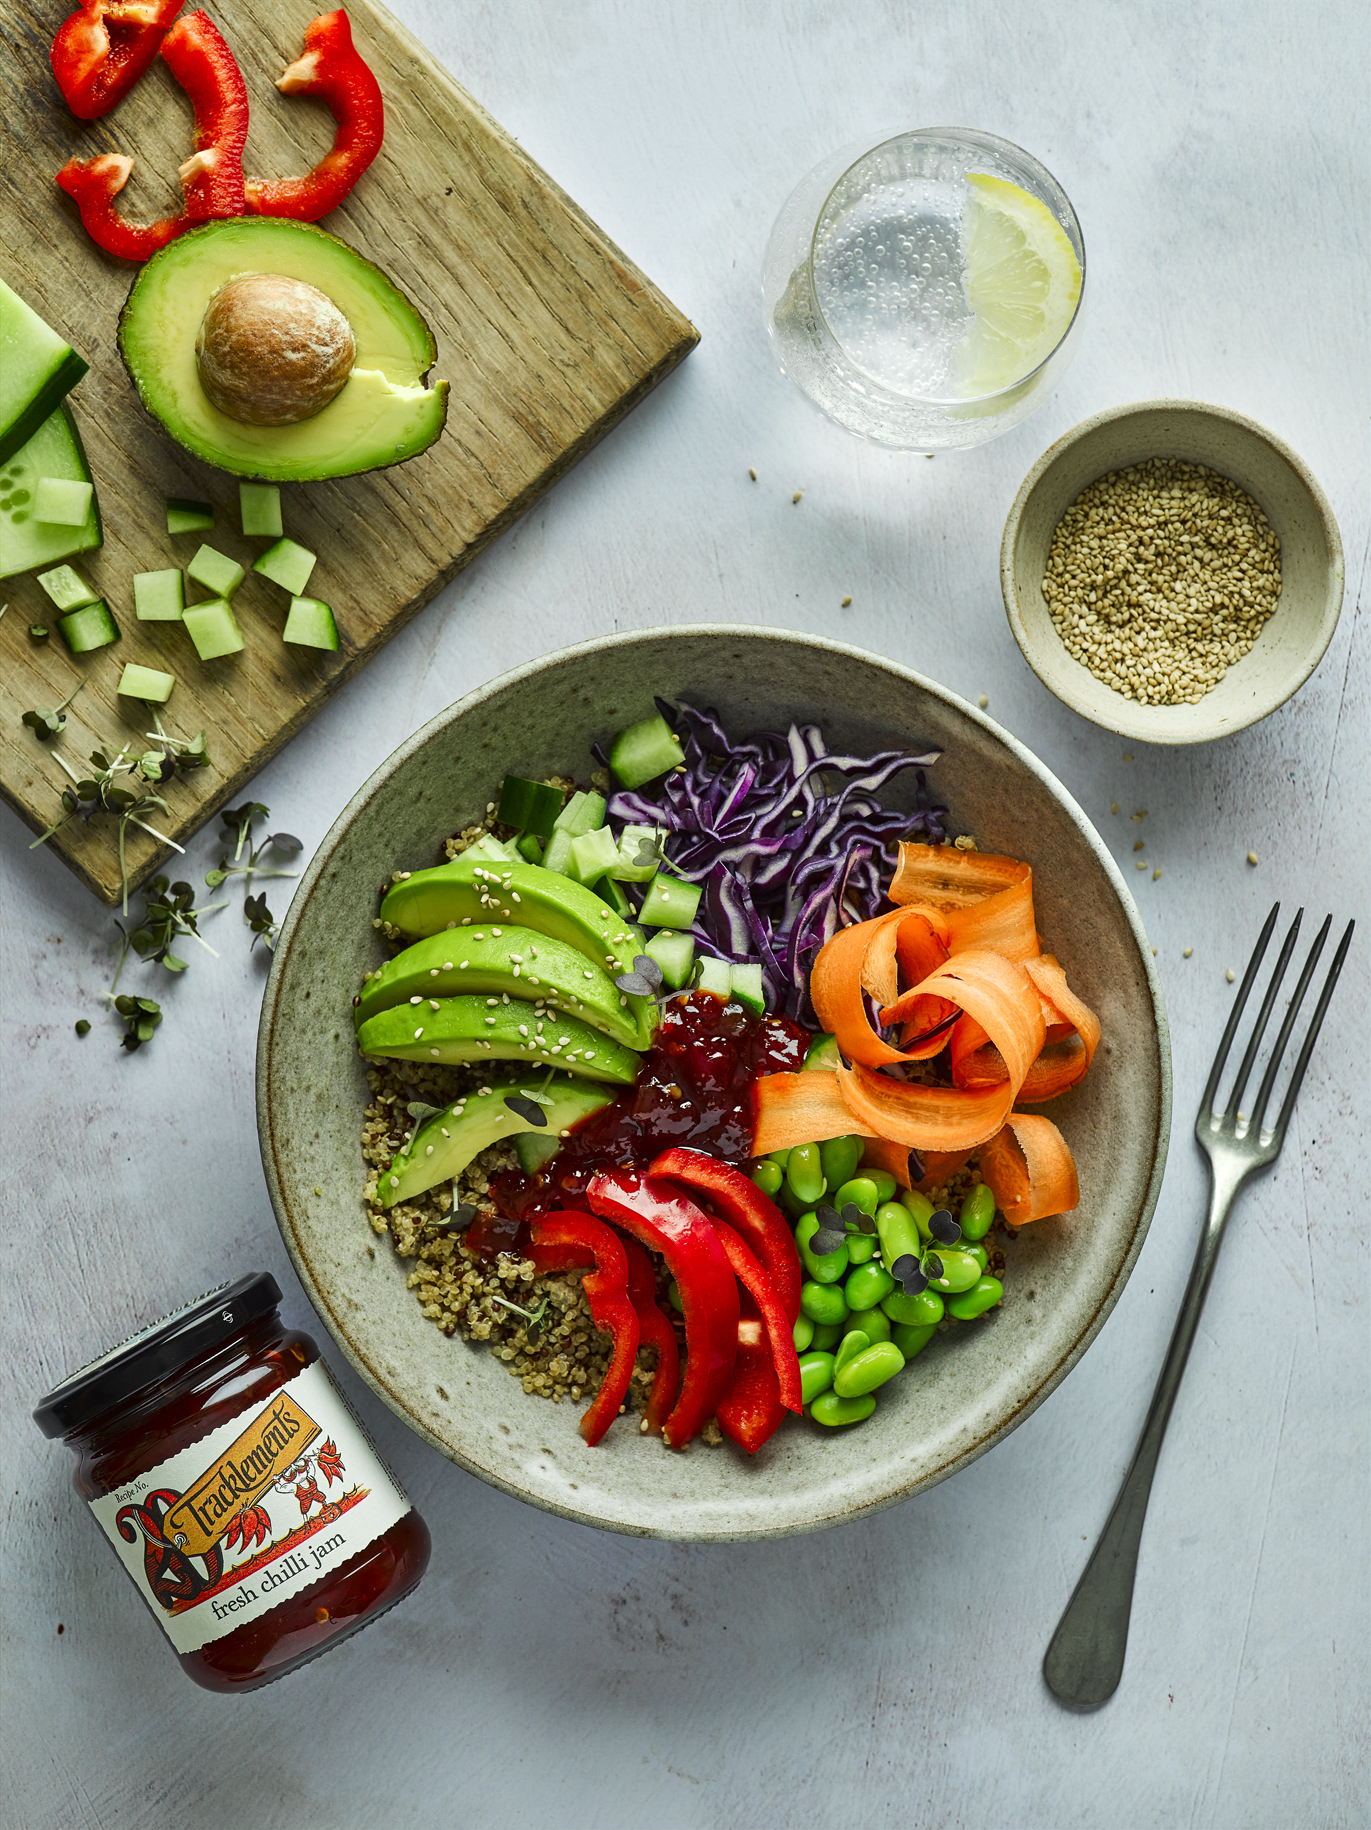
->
<box><xmin>258</xmin><ymin>627</ymin><xmax>1170</xmax><ymax>1540</ymax></box>
<box><xmin>1001</xmin><ymin>400</ymin><xmax>1344</xmax><ymax>744</ymax></box>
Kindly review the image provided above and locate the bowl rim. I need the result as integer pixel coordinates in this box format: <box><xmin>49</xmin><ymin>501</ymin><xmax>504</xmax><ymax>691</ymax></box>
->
<box><xmin>257</xmin><ymin>624</ymin><xmax>1173</xmax><ymax>1538</ymax></box>
<box><xmin>1000</xmin><ymin>396</ymin><xmax>1345</xmax><ymax>745</ymax></box>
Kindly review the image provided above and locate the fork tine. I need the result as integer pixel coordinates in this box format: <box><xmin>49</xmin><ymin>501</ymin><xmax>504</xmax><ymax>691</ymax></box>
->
<box><xmin>1200</xmin><ymin>902</ymin><xmax>1280</xmax><ymax>1118</ymax></box>
<box><xmin>1250</xmin><ymin>914</ymin><xmax>1329</xmax><ymax>1128</ymax></box>
<box><xmin>1226</xmin><ymin>909</ymin><xmax>1303</xmax><ymax>1120</ymax></box>
<box><xmin>1268</xmin><ymin>918</ymin><xmax>1355</xmax><ymax>1139</ymax></box>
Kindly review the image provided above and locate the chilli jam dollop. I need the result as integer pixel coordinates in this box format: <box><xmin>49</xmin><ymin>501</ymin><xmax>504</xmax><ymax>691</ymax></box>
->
<box><xmin>33</xmin><ymin>1273</ymin><xmax>430</xmax><ymax>1693</ymax></box>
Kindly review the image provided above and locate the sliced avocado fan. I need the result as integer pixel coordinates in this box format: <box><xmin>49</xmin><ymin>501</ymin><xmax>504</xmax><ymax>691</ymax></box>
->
<box><xmin>356</xmin><ymin>995</ymin><xmax>639</xmax><ymax>1083</ymax></box>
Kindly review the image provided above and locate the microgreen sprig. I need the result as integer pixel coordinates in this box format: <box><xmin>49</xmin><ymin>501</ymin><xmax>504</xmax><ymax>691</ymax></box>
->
<box><xmin>21</xmin><ymin>680</ymin><xmax>84</xmax><ymax>742</ymax></box>
<box><xmin>206</xmin><ymin>803</ymin><xmax>301</xmax><ymax>951</ymax></box>
<box><xmin>614</xmin><ymin>951</ymin><xmax>703</xmax><ymax>1005</ymax></box>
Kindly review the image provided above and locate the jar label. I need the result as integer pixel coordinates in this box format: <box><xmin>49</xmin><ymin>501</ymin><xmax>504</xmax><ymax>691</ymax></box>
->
<box><xmin>87</xmin><ymin>1361</ymin><xmax>411</xmax><ymax>1654</ymax></box>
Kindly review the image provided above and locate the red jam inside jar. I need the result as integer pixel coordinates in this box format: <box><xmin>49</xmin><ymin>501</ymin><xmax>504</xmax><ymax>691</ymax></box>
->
<box><xmin>33</xmin><ymin>1274</ymin><xmax>430</xmax><ymax>1693</ymax></box>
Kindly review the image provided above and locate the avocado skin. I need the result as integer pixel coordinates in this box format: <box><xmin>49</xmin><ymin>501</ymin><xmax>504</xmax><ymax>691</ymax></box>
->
<box><xmin>356</xmin><ymin>995</ymin><xmax>639</xmax><ymax>1083</ymax></box>
<box><xmin>379</xmin><ymin>1076</ymin><xmax>614</xmax><ymax>1207</ymax></box>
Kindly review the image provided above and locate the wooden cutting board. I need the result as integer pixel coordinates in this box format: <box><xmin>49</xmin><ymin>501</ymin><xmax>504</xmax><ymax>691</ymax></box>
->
<box><xmin>0</xmin><ymin>0</ymin><xmax>697</xmax><ymax>904</ymax></box>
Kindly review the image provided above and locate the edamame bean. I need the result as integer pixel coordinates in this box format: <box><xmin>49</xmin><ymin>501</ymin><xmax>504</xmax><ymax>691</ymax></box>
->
<box><xmin>867</xmin><ymin>1169</ymin><xmax>898</xmax><ymax>1204</ymax></box>
<box><xmin>766</xmin><ymin>1148</ymin><xmax>792</xmax><ymax>1170</ymax></box>
<box><xmin>875</xmin><ymin>1200</ymin><xmax>922</xmax><ymax>1272</ymax></box>
<box><xmin>796</xmin><ymin>1212</ymin><xmax>849</xmax><ymax>1283</ymax></box>
<box><xmin>799</xmin><ymin>1281</ymin><xmax>849</xmax><ymax>1327</ymax></box>
<box><xmin>927</xmin><ymin>1248</ymin><xmax>982</xmax><ymax>1293</ymax></box>
<box><xmin>962</xmin><ymin>1239</ymin><xmax>988</xmax><ymax>1273</ymax></box>
<box><xmin>845</xmin><ymin>1306</ymin><xmax>892</xmax><ymax>1344</ymax></box>
<box><xmin>667</xmin><ymin>1280</ymin><xmax>684</xmax><ymax>1314</ymax></box>
<box><xmin>845</xmin><ymin>1261</ymin><xmax>895</xmax><ymax>1312</ymax></box>
<box><xmin>819</xmin><ymin>1135</ymin><xmax>864</xmax><ymax>1189</ymax></box>
<box><xmin>833</xmin><ymin>1176</ymin><xmax>879</xmax><ymax>1216</ymax></box>
<box><xmin>798</xmin><ymin>1351</ymin><xmax>836</xmax><ymax>1404</ymax></box>
<box><xmin>881</xmin><ymin>1286</ymin><xmax>944</xmax><ymax>1327</ymax></box>
<box><xmin>792</xmin><ymin>1313</ymin><xmax>815</xmax><ymax>1352</ymax></box>
<box><xmin>959</xmin><ymin>1182</ymin><xmax>996</xmax><ymax>1240</ymax></box>
<box><xmin>786</xmin><ymin>1141</ymin><xmax>826</xmax><ymax>1207</ymax></box>
<box><xmin>809</xmin><ymin>1390</ymin><xmax>876</xmax><ymax>1427</ymax></box>
<box><xmin>844</xmin><ymin>1231</ymin><xmax>878</xmax><ymax>1266</ymax></box>
<box><xmin>948</xmin><ymin>1275</ymin><xmax>1003</xmax><ymax>1320</ymax></box>
<box><xmin>811</xmin><ymin>1320</ymin><xmax>844</xmax><ymax>1351</ymax></box>
<box><xmin>892</xmin><ymin>1321</ymin><xmax>937</xmax><ymax>1360</ymax></box>
<box><xmin>750</xmin><ymin>1159</ymin><xmax>783</xmax><ymax>1197</ymax></box>
<box><xmin>833</xmin><ymin>1341</ymin><xmax>906</xmax><ymax>1397</ymax></box>
<box><xmin>833</xmin><ymin>1330</ymin><xmax>871</xmax><ymax>1375</ymax></box>
<box><xmin>899</xmin><ymin>1188</ymin><xmax>935</xmax><ymax>1240</ymax></box>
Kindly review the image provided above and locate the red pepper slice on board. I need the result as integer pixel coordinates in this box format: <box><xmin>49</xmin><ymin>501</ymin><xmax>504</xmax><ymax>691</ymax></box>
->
<box><xmin>245</xmin><ymin>10</ymin><xmax>384</xmax><ymax>221</ymax></box>
<box><xmin>649</xmin><ymin>1147</ymin><xmax>802</xmax><ymax>1321</ymax></box>
<box><xmin>587</xmin><ymin>1170</ymin><xmax>738</xmax><ymax>1450</ymax></box>
<box><xmin>709</xmin><ymin>1220</ymin><xmax>801</xmax><ymax>1414</ymax></box>
<box><xmin>620</xmin><ymin>1235</ymin><xmax>680</xmax><ymax>1437</ymax></box>
<box><xmin>528</xmin><ymin>1213</ymin><xmax>638</xmax><ymax>1447</ymax></box>
<box><xmin>50</xmin><ymin>1</ymin><xmax>185</xmax><ymax>121</ymax></box>
<box><xmin>716</xmin><ymin>1292</ymin><xmax>788</xmax><ymax>1456</ymax></box>
<box><xmin>56</xmin><ymin>11</ymin><xmax>248</xmax><ymax>262</ymax></box>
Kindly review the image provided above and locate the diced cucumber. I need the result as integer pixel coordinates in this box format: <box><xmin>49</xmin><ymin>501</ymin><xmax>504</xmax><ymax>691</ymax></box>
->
<box><xmin>282</xmin><ymin>594</ymin><xmax>340</xmax><ymax>651</ymax></box>
<box><xmin>497</xmin><ymin>775</ymin><xmax>563</xmax><ymax>836</ymax></box>
<box><xmin>0</xmin><ymin>403</ymin><xmax>102</xmax><ymax>580</ymax></box>
<box><xmin>552</xmin><ymin>790</ymin><xmax>607</xmax><ymax>836</ymax></box>
<box><xmin>0</xmin><ymin>280</ymin><xmax>89</xmax><ymax>466</ymax></box>
<box><xmin>182</xmin><ymin>597</ymin><xmax>243</xmax><ymax>660</ymax></box>
<box><xmin>644</xmin><ymin>929</ymin><xmax>695</xmax><ymax>989</ymax></box>
<box><xmin>639</xmin><ymin>870</ymin><xmax>702</xmax><ymax>930</ymax></box>
<box><xmin>28</xmin><ymin>624</ymin><xmax>49</xmax><ymax>643</ymax></box>
<box><xmin>592</xmin><ymin>873</ymin><xmax>633</xmax><ymax>920</ymax></box>
<box><xmin>133</xmin><ymin>568</ymin><xmax>184</xmax><ymax>621</ymax></box>
<box><xmin>568</xmin><ymin>826</ymin><xmax>619</xmax><ymax>884</ymax></box>
<box><xmin>730</xmin><ymin>961</ymin><xmax>765</xmax><ymax>1015</ymax></box>
<box><xmin>804</xmin><ymin>1032</ymin><xmax>842</xmax><ymax>1071</ymax></box>
<box><xmin>611</xmin><ymin>823</ymin><xmax>664</xmax><ymax>882</ymax></box>
<box><xmin>608</xmin><ymin>711</ymin><xmax>685</xmax><ymax>788</ymax></box>
<box><xmin>695</xmin><ymin>957</ymin><xmax>733</xmax><ymax>998</ymax></box>
<box><xmin>117</xmin><ymin>663</ymin><xmax>175</xmax><ymax>703</ymax></box>
<box><xmin>34</xmin><ymin>476</ymin><xmax>93</xmax><ymax>525</ymax></box>
<box><xmin>515</xmin><ymin>833</ymin><xmax>545</xmax><ymax>864</ymax></box>
<box><xmin>187</xmin><ymin>544</ymin><xmax>244</xmax><ymax>598</ymax></box>
<box><xmin>58</xmin><ymin>599</ymin><xmax>119</xmax><ymax>654</ymax></box>
<box><xmin>542</xmin><ymin>828</ymin><xmax>574</xmax><ymax>875</ymax></box>
<box><xmin>461</xmin><ymin>832</ymin><xmax>520</xmax><ymax>865</ymax></box>
<box><xmin>36</xmin><ymin>564</ymin><xmax>99</xmax><ymax>610</ymax></box>
<box><xmin>514</xmin><ymin>1130</ymin><xmax>564</xmax><ymax>1174</ymax></box>
<box><xmin>239</xmin><ymin>482</ymin><xmax>282</xmax><ymax>538</ymax></box>
<box><xmin>166</xmin><ymin>497</ymin><xmax>213</xmax><ymax>534</ymax></box>
<box><xmin>252</xmin><ymin>536</ymin><xmax>315</xmax><ymax>595</ymax></box>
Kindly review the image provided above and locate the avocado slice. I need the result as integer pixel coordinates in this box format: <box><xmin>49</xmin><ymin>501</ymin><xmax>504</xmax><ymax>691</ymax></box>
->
<box><xmin>379</xmin><ymin>856</ymin><xmax>655</xmax><ymax>1046</ymax></box>
<box><xmin>379</xmin><ymin>1075</ymin><xmax>614</xmax><ymax>1208</ymax></box>
<box><xmin>355</xmin><ymin>926</ymin><xmax>642</xmax><ymax>1046</ymax></box>
<box><xmin>356</xmin><ymin>995</ymin><xmax>639</xmax><ymax>1083</ymax></box>
<box><xmin>118</xmin><ymin>218</ymin><xmax>447</xmax><ymax>481</ymax></box>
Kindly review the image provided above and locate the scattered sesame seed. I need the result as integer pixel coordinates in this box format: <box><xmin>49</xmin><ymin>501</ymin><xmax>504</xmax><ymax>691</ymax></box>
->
<box><xmin>518</xmin><ymin>1024</ymin><xmax>528</xmax><ymax>1036</ymax></box>
<box><xmin>1247</xmin><ymin>851</ymin><xmax>1259</xmax><ymax>865</ymax></box>
<box><xmin>486</xmin><ymin>997</ymin><xmax>498</xmax><ymax>1006</ymax></box>
<box><xmin>793</xmin><ymin>489</ymin><xmax>803</xmax><ymax>504</ymax></box>
<box><xmin>1153</xmin><ymin>868</ymin><xmax>1162</xmax><ymax>880</ymax></box>
<box><xmin>409</xmin><ymin>995</ymin><xmax>422</xmax><ymax>1005</ymax></box>
<box><xmin>413</xmin><ymin>1027</ymin><xmax>424</xmax><ymax>1038</ymax></box>
<box><xmin>1135</xmin><ymin>861</ymin><xmax>1147</xmax><ymax>870</ymax></box>
<box><xmin>749</xmin><ymin>467</ymin><xmax>757</xmax><ymax>480</ymax></box>
<box><xmin>491</xmin><ymin>928</ymin><xmax>502</xmax><ymax>937</ymax></box>
<box><xmin>977</xmin><ymin>695</ymin><xmax>988</xmax><ymax>709</ymax></box>
<box><xmin>1110</xmin><ymin>802</ymin><xmax>1119</xmax><ymax>814</ymax></box>
<box><xmin>1133</xmin><ymin>840</ymin><xmax>1145</xmax><ymax>852</ymax></box>
<box><xmin>1226</xmin><ymin>968</ymin><xmax>1236</xmax><ymax>982</ymax></box>
<box><xmin>461</xmin><ymin>916</ymin><xmax>471</xmax><ymax>925</ymax></box>
<box><xmin>1132</xmin><ymin>810</ymin><xmax>1147</xmax><ymax>822</ymax></box>
<box><xmin>425</xmin><ymin>1145</ymin><xmax>434</xmax><ymax>1156</ymax></box>
<box><xmin>444</xmin><ymin>962</ymin><xmax>453</xmax><ymax>971</ymax></box>
<box><xmin>429</xmin><ymin>968</ymin><xmax>439</xmax><ymax>976</ymax></box>
<box><xmin>584</xmin><ymin>1051</ymin><xmax>595</xmax><ymax>1059</ymax></box>
<box><xmin>1183</xmin><ymin>947</ymin><xmax>1193</xmax><ymax>957</ymax></box>
<box><xmin>512</xmin><ymin>891</ymin><xmax>521</xmax><ymax>902</ymax></box>
<box><xmin>440</xmin><ymin>1127</ymin><xmax>449</xmax><ymax>1137</ymax></box>
<box><xmin>583</xmin><ymin>969</ymin><xmax>593</xmax><ymax>978</ymax></box>
<box><xmin>431</xmin><ymin>1048</ymin><xmax>440</xmax><ymax>1057</ymax></box>
<box><xmin>841</xmin><ymin>595</ymin><xmax>852</xmax><ymax>607</ymax></box>
<box><xmin>484</xmin><ymin>1017</ymin><xmax>496</xmax><ymax>1026</ymax></box>
<box><xmin>460</xmin><ymin>961</ymin><xmax>469</xmax><ymax>969</ymax></box>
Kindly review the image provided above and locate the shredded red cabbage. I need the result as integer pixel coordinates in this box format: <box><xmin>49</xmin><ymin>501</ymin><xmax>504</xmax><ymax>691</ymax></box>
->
<box><xmin>607</xmin><ymin>699</ymin><xmax>946</xmax><ymax>1024</ymax></box>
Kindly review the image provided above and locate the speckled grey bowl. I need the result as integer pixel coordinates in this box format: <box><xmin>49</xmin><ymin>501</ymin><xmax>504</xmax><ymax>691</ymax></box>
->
<box><xmin>257</xmin><ymin>627</ymin><xmax>1171</xmax><ymax>1540</ymax></box>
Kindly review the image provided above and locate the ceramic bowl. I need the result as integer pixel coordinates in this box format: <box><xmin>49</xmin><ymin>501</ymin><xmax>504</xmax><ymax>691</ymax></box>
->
<box><xmin>257</xmin><ymin>627</ymin><xmax>1171</xmax><ymax>1540</ymax></box>
<box><xmin>1001</xmin><ymin>400</ymin><xmax>1344</xmax><ymax>744</ymax></box>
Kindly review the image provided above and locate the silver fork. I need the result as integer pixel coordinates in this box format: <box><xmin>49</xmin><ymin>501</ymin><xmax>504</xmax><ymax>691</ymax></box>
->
<box><xmin>1043</xmin><ymin>902</ymin><xmax>1355</xmax><ymax>1710</ymax></box>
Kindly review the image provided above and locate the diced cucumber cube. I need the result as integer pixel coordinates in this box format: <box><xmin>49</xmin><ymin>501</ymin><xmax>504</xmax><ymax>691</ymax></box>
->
<box><xmin>253</xmin><ymin>536</ymin><xmax>315</xmax><ymax>596</ymax></box>
<box><xmin>695</xmin><ymin>957</ymin><xmax>733</xmax><ymax>998</ymax></box>
<box><xmin>730</xmin><ymin>962</ymin><xmax>765</xmax><ymax>1015</ymax></box>
<box><xmin>803</xmin><ymin>1032</ymin><xmax>842</xmax><ymax>1071</ymax></box>
<box><xmin>182</xmin><ymin>597</ymin><xmax>243</xmax><ymax>660</ymax></box>
<box><xmin>552</xmin><ymin>790</ymin><xmax>607</xmax><ymax>836</ymax></box>
<box><xmin>611</xmin><ymin>824</ymin><xmax>665</xmax><ymax>881</ymax></box>
<box><xmin>592</xmin><ymin>873</ymin><xmax>633</xmax><ymax>920</ymax></box>
<box><xmin>34</xmin><ymin>476</ymin><xmax>93</xmax><ymax>525</ymax></box>
<box><xmin>133</xmin><ymin>568</ymin><xmax>184</xmax><ymax>621</ymax></box>
<box><xmin>462</xmin><ymin>832</ymin><xmax>520</xmax><ymax>865</ymax></box>
<box><xmin>187</xmin><ymin>544</ymin><xmax>244</xmax><ymax>599</ymax></box>
<box><xmin>57</xmin><ymin>599</ymin><xmax>119</xmax><ymax>654</ymax></box>
<box><xmin>608</xmin><ymin>711</ymin><xmax>685</xmax><ymax>789</ymax></box>
<box><xmin>542</xmin><ymin>828</ymin><xmax>574</xmax><ymax>875</ymax></box>
<box><xmin>639</xmin><ymin>870</ymin><xmax>703</xmax><ymax>930</ymax></box>
<box><xmin>497</xmin><ymin>774</ymin><xmax>563</xmax><ymax>836</ymax></box>
<box><xmin>282</xmin><ymin>594</ymin><xmax>340</xmax><ymax>651</ymax></box>
<box><xmin>239</xmin><ymin>482</ymin><xmax>282</xmax><ymax>538</ymax></box>
<box><xmin>644</xmin><ymin>929</ymin><xmax>696</xmax><ymax>989</ymax></box>
<box><xmin>568</xmin><ymin>826</ymin><xmax>620</xmax><ymax>884</ymax></box>
<box><xmin>515</xmin><ymin>833</ymin><xmax>545</xmax><ymax>864</ymax></box>
<box><xmin>514</xmin><ymin>1131</ymin><xmax>563</xmax><ymax>1174</ymax></box>
<box><xmin>117</xmin><ymin>663</ymin><xmax>175</xmax><ymax>703</ymax></box>
<box><xmin>36</xmin><ymin>564</ymin><xmax>99</xmax><ymax>610</ymax></box>
<box><xmin>166</xmin><ymin>497</ymin><xmax>213</xmax><ymax>534</ymax></box>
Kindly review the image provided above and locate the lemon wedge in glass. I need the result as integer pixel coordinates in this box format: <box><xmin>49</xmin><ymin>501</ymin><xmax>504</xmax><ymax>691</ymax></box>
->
<box><xmin>954</xmin><ymin>172</ymin><xmax>1082</xmax><ymax>397</ymax></box>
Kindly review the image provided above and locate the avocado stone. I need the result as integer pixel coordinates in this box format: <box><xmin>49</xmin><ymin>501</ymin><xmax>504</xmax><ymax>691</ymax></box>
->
<box><xmin>118</xmin><ymin>218</ymin><xmax>448</xmax><ymax>481</ymax></box>
<box><xmin>380</xmin><ymin>1075</ymin><xmax>614</xmax><ymax>1207</ymax></box>
<box><xmin>356</xmin><ymin>995</ymin><xmax>639</xmax><ymax>1083</ymax></box>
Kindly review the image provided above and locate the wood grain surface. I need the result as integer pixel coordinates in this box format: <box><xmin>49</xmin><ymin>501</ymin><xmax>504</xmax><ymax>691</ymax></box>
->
<box><xmin>0</xmin><ymin>0</ymin><xmax>697</xmax><ymax>904</ymax></box>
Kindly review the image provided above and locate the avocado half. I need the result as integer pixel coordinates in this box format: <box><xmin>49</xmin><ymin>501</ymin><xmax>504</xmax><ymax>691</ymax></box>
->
<box><xmin>118</xmin><ymin>218</ymin><xmax>448</xmax><ymax>481</ymax></box>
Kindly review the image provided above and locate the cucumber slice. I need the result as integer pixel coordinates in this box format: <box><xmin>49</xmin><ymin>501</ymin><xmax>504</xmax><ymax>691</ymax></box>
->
<box><xmin>608</xmin><ymin>711</ymin><xmax>685</xmax><ymax>788</ymax></box>
<box><xmin>461</xmin><ymin>832</ymin><xmax>520</xmax><ymax>865</ymax></box>
<box><xmin>182</xmin><ymin>597</ymin><xmax>243</xmax><ymax>660</ymax></box>
<box><xmin>0</xmin><ymin>404</ymin><xmax>102</xmax><ymax>580</ymax></box>
<box><xmin>239</xmin><ymin>482</ymin><xmax>282</xmax><ymax>538</ymax></box>
<box><xmin>804</xmin><ymin>1032</ymin><xmax>842</xmax><ymax>1071</ymax></box>
<box><xmin>568</xmin><ymin>826</ymin><xmax>619</xmax><ymax>884</ymax></box>
<box><xmin>496</xmin><ymin>775</ymin><xmax>563</xmax><ymax>836</ymax></box>
<box><xmin>34</xmin><ymin>476</ymin><xmax>93</xmax><ymax>525</ymax></box>
<box><xmin>730</xmin><ymin>961</ymin><xmax>765</xmax><ymax>1015</ymax></box>
<box><xmin>0</xmin><ymin>280</ymin><xmax>89</xmax><ymax>466</ymax></box>
<box><xmin>695</xmin><ymin>957</ymin><xmax>733</xmax><ymax>998</ymax></box>
<box><xmin>187</xmin><ymin>544</ymin><xmax>244</xmax><ymax>598</ymax></box>
<box><xmin>355</xmin><ymin>995</ymin><xmax>639</xmax><ymax>1082</ymax></box>
<box><xmin>552</xmin><ymin>790</ymin><xmax>606</xmax><ymax>836</ymax></box>
<box><xmin>610</xmin><ymin>824</ymin><xmax>664</xmax><ymax>882</ymax></box>
<box><xmin>36</xmin><ymin>564</ymin><xmax>99</xmax><ymax>611</ymax></box>
<box><xmin>252</xmin><ymin>535</ymin><xmax>315</xmax><ymax>594</ymax></box>
<box><xmin>514</xmin><ymin>1130</ymin><xmax>564</xmax><ymax>1174</ymax></box>
<box><xmin>542</xmin><ymin>828</ymin><xmax>574</xmax><ymax>875</ymax></box>
<box><xmin>58</xmin><ymin>599</ymin><xmax>119</xmax><ymax>654</ymax></box>
<box><xmin>166</xmin><ymin>497</ymin><xmax>213</xmax><ymax>534</ymax></box>
<box><xmin>639</xmin><ymin>871</ymin><xmax>702</xmax><ymax>930</ymax></box>
<box><xmin>282</xmin><ymin>595</ymin><xmax>340</xmax><ymax>651</ymax></box>
<box><xmin>117</xmin><ymin>663</ymin><xmax>175</xmax><ymax>703</ymax></box>
<box><xmin>644</xmin><ymin>929</ymin><xmax>695</xmax><ymax>989</ymax></box>
<box><xmin>133</xmin><ymin>568</ymin><xmax>184</xmax><ymax>621</ymax></box>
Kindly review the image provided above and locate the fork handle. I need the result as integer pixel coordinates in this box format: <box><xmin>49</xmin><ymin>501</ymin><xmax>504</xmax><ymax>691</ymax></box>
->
<box><xmin>1043</xmin><ymin>1157</ymin><xmax>1248</xmax><ymax>1708</ymax></box>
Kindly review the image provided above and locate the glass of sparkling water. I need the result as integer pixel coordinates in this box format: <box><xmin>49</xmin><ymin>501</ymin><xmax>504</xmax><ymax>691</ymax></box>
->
<box><xmin>762</xmin><ymin>127</ymin><xmax>1086</xmax><ymax>450</ymax></box>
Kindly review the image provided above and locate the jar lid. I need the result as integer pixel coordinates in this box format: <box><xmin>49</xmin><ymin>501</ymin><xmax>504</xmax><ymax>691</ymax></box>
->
<box><xmin>32</xmin><ymin>1273</ymin><xmax>282</xmax><ymax>1439</ymax></box>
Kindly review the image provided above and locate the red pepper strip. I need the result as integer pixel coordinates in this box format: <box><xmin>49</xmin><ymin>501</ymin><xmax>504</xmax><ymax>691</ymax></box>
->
<box><xmin>620</xmin><ymin>1235</ymin><xmax>680</xmax><ymax>1436</ymax></box>
<box><xmin>50</xmin><ymin>1</ymin><xmax>184</xmax><ymax>121</ymax></box>
<box><xmin>708</xmin><ymin>1220</ymin><xmax>801</xmax><ymax>1413</ymax></box>
<box><xmin>245</xmin><ymin>10</ymin><xmax>384</xmax><ymax>221</ymax></box>
<box><xmin>586</xmin><ymin>1170</ymin><xmax>738</xmax><ymax>1450</ymax></box>
<box><xmin>716</xmin><ymin>1293</ymin><xmax>788</xmax><ymax>1455</ymax></box>
<box><xmin>55</xmin><ymin>10</ymin><xmax>248</xmax><ymax>261</ymax></box>
<box><xmin>528</xmin><ymin>1213</ymin><xmax>638</xmax><ymax>1446</ymax></box>
<box><xmin>648</xmin><ymin>1147</ymin><xmax>802</xmax><ymax>1321</ymax></box>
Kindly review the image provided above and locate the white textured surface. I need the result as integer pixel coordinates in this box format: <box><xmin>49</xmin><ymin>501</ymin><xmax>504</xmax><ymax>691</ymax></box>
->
<box><xmin>2</xmin><ymin>3</ymin><xmax>1367</xmax><ymax>1825</ymax></box>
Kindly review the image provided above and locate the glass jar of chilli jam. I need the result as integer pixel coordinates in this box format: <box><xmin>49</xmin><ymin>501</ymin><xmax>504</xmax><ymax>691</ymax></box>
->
<box><xmin>33</xmin><ymin>1273</ymin><xmax>431</xmax><ymax>1693</ymax></box>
